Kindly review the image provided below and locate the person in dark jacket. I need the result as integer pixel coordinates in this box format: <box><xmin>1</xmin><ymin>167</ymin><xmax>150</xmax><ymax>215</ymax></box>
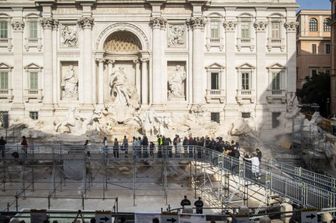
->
<box><xmin>180</xmin><ymin>195</ymin><xmax>191</xmax><ymax>208</ymax></box>
<box><xmin>0</xmin><ymin>136</ymin><xmax>7</xmax><ymax>158</ymax></box>
<box><xmin>194</xmin><ymin>197</ymin><xmax>204</xmax><ymax>214</ymax></box>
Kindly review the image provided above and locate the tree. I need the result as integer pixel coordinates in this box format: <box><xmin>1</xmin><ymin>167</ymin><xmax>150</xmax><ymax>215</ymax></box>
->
<box><xmin>297</xmin><ymin>72</ymin><xmax>330</xmax><ymax>117</ymax></box>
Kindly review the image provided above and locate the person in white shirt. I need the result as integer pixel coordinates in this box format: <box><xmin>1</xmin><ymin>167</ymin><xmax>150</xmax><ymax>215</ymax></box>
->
<box><xmin>244</xmin><ymin>153</ymin><xmax>260</xmax><ymax>179</ymax></box>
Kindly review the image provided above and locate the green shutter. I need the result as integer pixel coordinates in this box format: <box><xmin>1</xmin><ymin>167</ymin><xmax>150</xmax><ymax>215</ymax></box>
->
<box><xmin>0</xmin><ymin>72</ymin><xmax>8</xmax><ymax>89</ymax></box>
<box><xmin>30</xmin><ymin>72</ymin><xmax>38</xmax><ymax>89</ymax></box>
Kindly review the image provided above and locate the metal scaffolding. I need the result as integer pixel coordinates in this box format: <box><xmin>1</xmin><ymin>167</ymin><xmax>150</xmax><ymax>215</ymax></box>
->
<box><xmin>0</xmin><ymin>144</ymin><xmax>335</xmax><ymax>212</ymax></box>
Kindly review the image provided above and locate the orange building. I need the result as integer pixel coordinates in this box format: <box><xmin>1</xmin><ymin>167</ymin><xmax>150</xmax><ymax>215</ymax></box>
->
<box><xmin>296</xmin><ymin>10</ymin><xmax>331</xmax><ymax>89</ymax></box>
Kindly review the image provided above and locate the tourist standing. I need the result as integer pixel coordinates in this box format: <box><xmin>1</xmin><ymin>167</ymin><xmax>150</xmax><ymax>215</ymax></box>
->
<box><xmin>21</xmin><ymin>136</ymin><xmax>28</xmax><ymax>158</ymax></box>
<box><xmin>256</xmin><ymin>148</ymin><xmax>262</xmax><ymax>162</ymax></box>
<box><xmin>0</xmin><ymin>136</ymin><xmax>6</xmax><ymax>158</ymax></box>
<box><xmin>194</xmin><ymin>197</ymin><xmax>204</xmax><ymax>214</ymax></box>
<box><xmin>244</xmin><ymin>153</ymin><xmax>260</xmax><ymax>179</ymax></box>
<box><xmin>180</xmin><ymin>195</ymin><xmax>191</xmax><ymax>208</ymax></box>
<box><xmin>113</xmin><ymin>138</ymin><xmax>119</xmax><ymax>158</ymax></box>
<box><xmin>122</xmin><ymin>136</ymin><xmax>128</xmax><ymax>157</ymax></box>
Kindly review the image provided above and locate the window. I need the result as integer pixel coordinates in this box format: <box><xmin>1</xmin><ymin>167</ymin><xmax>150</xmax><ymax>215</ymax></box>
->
<box><xmin>29</xmin><ymin>72</ymin><xmax>38</xmax><ymax>90</ymax></box>
<box><xmin>242</xmin><ymin>112</ymin><xmax>250</xmax><ymax>118</ymax></box>
<box><xmin>324</xmin><ymin>18</ymin><xmax>331</xmax><ymax>32</ymax></box>
<box><xmin>325</xmin><ymin>69</ymin><xmax>330</xmax><ymax>75</ymax></box>
<box><xmin>241</xmin><ymin>22</ymin><xmax>251</xmax><ymax>42</ymax></box>
<box><xmin>271</xmin><ymin>21</ymin><xmax>281</xmax><ymax>41</ymax></box>
<box><xmin>28</xmin><ymin>20</ymin><xmax>38</xmax><ymax>39</ymax></box>
<box><xmin>312</xmin><ymin>44</ymin><xmax>317</xmax><ymax>54</ymax></box>
<box><xmin>0</xmin><ymin>21</ymin><xmax>8</xmax><ymax>39</ymax></box>
<box><xmin>326</xmin><ymin>43</ymin><xmax>331</xmax><ymax>54</ymax></box>
<box><xmin>272</xmin><ymin>112</ymin><xmax>281</xmax><ymax>128</ymax></box>
<box><xmin>241</xmin><ymin>72</ymin><xmax>250</xmax><ymax>90</ymax></box>
<box><xmin>0</xmin><ymin>111</ymin><xmax>8</xmax><ymax>128</ymax></box>
<box><xmin>211</xmin><ymin>72</ymin><xmax>219</xmax><ymax>90</ymax></box>
<box><xmin>29</xmin><ymin>111</ymin><xmax>38</xmax><ymax>120</ymax></box>
<box><xmin>211</xmin><ymin>112</ymin><xmax>220</xmax><ymax>123</ymax></box>
<box><xmin>0</xmin><ymin>71</ymin><xmax>8</xmax><ymax>90</ymax></box>
<box><xmin>309</xmin><ymin>18</ymin><xmax>318</xmax><ymax>32</ymax></box>
<box><xmin>271</xmin><ymin>72</ymin><xmax>281</xmax><ymax>94</ymax></box>
<box><xmin>311</xmin><ymin>68</ymin><xmax>318</xmax><ymax>76</ymax></box>
<box><xmin>210</xmin><ymin>21</ymin><xmax>220</xmax><ymax>42</ymax></box>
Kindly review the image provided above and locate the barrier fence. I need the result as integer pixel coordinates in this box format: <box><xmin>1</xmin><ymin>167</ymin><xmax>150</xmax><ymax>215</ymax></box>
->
<box><xmin>0</xmin><ymin>144</ymin><xmax>335</xmax><ymax>211</ymax></box>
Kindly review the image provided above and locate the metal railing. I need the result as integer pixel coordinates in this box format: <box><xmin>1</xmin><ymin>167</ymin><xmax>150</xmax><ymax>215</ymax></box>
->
<box><xmin>0</xmin><ymin>144</ymin><xmax>335</xmax><ymax>210</ymax></box>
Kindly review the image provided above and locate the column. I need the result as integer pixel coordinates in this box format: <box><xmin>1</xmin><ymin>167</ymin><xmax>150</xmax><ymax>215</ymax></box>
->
<box><xmin>187</xmin><ymin>23</ymin><xmax>193</xmax><ymax>103</ymax></box>
<box><xmin>224</xmin><ymin>20</ymin><xmax>237</xmax><ymax>105</ymax></box>
<box><xmin>97</xmin><ymin>59</ymin><xmax>104</xmax><ymax>105</ymax></box>
<box><xmin>254</xmin><ymin>20</ymin><xmax>268</xmax><ymax>130</ymax></box>
<box><xmin>41</xmin><ymin>17</ymin><xmax>54</xmax><ymax>109</ymax></box>
<box><xmin>254</xmin><ymin>20</ymin><xmax>267</xmax><ymax>104</ymax></box>
<box><xmin>150</xmin><ymin>17</ymin><xmax>166</xmax><ymax>105</ymax></box>
<box><xmin>134</xmin><ymin>59</ymin><xmax>141</xmax><ymax>98</ymax></box>
<box><xmin>285</xmin><ymin>21</ymin><xmax>298</xmax><ymax>94</ymax></box>
<box><xmin>190</xmin><ymin>16</ymin><xmax>205</xmax><ymax>104</ymax></box>
<box><xmin>78</xmin><ymin>16</ymin><xmax>94</xmax><ymax>106</ymax></box>
<box><xmin>11</xmin><ymin>19</ymin><xmax>25</xmax><ymax>111</ymax></box>
<box><xmin>141</xmin><ymin>58</ymin><xmax>149</xmax><ymax>105</ymax></box>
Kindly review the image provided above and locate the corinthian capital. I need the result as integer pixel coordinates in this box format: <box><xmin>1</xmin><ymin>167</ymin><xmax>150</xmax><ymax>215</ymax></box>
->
<box><xmin>254</xmin><ymin>21</ymin><xmax>267</xmax><ymax>32</ymax></box>
<box><xmin>78</xmin><ymin>16</ymin><xmax>94</xmax><ymax>29</ymax></box>
<box><xmin>223</xmin><ymin>20</ymin><xmax>237</xmax><ymax>32</ymax></box>
<box><xmin>150</xmin><ymin>17</ymin><xmax>167</xmax><ymax>29</ymax></box>
<box><xmin>11</xmin><ymin>20</ymin><xmax>25</xmax><ymax>32</ymax></box>
<box><xmin>41</xmin><ymin>17</ymin><xmax>54</xmax><ymax>30</ymax></box>
<box><xmin>284</xmin><ymin>21</ymin><xmax>298</xmax><ymax>32</ymax></box>
<box><xmin>187</xmin><ymin>17</ymin><xmax>205</xmax><ymax>30</ymax></box>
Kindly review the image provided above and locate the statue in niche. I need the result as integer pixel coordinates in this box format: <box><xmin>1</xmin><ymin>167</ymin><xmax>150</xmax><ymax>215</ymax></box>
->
<box><xmin>109</xmin><ymin>66</ymin><xmax>140</xmax><ymax>123</ymax></box>
<box><xmin>168</xmin><ymin>25</ymin><xmax>185</xmax><ymax>47</ymax></box>
<box><xmin>168</xmin><ymin>65</ymin><xmax>186</xmax><ymax>99</ymax></box>
<box><xmin>61</xmin><ymin>25</ymin><xmax>78</xmax><ymax>47</ymax></box>
<box><xmin>62</xmin><ymin>65</ymin><xmax>78</xmax><ymax>99</ymax></box>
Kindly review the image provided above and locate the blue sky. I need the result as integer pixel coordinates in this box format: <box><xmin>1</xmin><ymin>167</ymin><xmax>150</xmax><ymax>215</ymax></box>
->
<box><xmin>297</xmin><ymin>0</ymin><xmax>331</xmax><ymax>10</ymax></box>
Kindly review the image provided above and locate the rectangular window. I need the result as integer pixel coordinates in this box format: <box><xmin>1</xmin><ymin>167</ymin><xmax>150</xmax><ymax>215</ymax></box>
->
<box><xmin>271</xmin><ymin>72</ymin><xmax>281</xmax><ymax>94</ymax></box>
<box><xmin>272</xmin><ymin>112</ymin><xmax>281</xmax><ymax>129</ymax></box>
<box><xmin>271</xmin><ymin>21</ymin><xmax>281</xmax><ymax>41</ymax></box>
<box><xmin>0</xmin><ymin>71</ymin><xmax>8</xmax><ymax>90</ymax></box>
<box><xmin>241</xmin><ymin>72</ymin><xmax>250</xmax><ymax>90</ymax></box>
<box><xmin>312</xmin><ymin>44</ymin><xmax>317</xmax><ymax>54</ymax></box>
<box><xmin>211</xmin><ymin>112</ymin><xmax>220</xmax><ymax>123</ymax></box>
<box><xmin>29</xmin><ymin>72</ymin><xmax>38</xmax><ymax>90</ymax></box>
<box><xmin>210</xmin><ymin>21</ymin><xmax>220</xmax><ymax>41</ymax></box>
<box><xmin>0</xmin><ymin>21</ymin><xmax>8</xmax><ymax>39</ymax></box>
<box><xmin>326</xmin><ymin>43</ymin><xmax>331</xmax><ymax>54</ymax></box>
<box><xmin>241</xmin><ymin>22</ymin><xmax>250</xmax><ymax>42</ymax></box>
<box><xmin>0</xmin><ymin>111</ymin><xmax>9</xmax><ymax>128</ymax></box>
<box><xmin>311</xmin><ymin>68</ymin><xmax>318</xmax><ymax>76</ymax></box>
<box><xmin>210</xmin><ymin>72</ymin><xmax>219</xmax><ymax>90</ymax></box>
<box><xmin>29</xmin><ymin>111</ymin><xmax>38</xmax><ymax>120</ymax></box>
<box><xmin>242</xmin><ymin>112</ymin><xmax>251</xmax><ymax>118</ymax></box>
<box><xmin>29</xmin><ymin>21</ymin><xmax>38</xmax><ymax>39</ymax></box>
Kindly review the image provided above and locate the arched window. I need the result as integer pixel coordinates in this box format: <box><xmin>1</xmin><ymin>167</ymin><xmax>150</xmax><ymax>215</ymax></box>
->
<box><xmin>309</xmin><ymin>18</ymin><xmax>318</xmax><ymax>32</ymax></box>
<box><xmin>324</xmin><ymin>18</ymin><xmax>331</xmax><ymax>32</ymax></box>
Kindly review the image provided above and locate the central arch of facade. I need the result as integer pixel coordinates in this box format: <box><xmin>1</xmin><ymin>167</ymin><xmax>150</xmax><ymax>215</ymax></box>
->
<box><xmin>96</xmin><ymin>23</ymin><xmax>150</xmax><ymax>106</ymax></box>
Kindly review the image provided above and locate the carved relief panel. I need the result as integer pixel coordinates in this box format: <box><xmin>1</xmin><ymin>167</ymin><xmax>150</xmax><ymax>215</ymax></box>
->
<box><xmin>60</xmin><ymin>24</ymin><xmax>78</xmax><ymax>48</ymax></box>
<box><xmin>167</xmin><ymin>61</ymin><xmax>187</xmax><ymax>101</ymax></box>
<box><xmin>167</xmin><ymin>24</ymin><xmax>186</xmax><ymax>48</ymax></box>
<box><xmin>61</xmin><ymin>62</ymin><xmax>79</xmax><ymax>100</ymax></box>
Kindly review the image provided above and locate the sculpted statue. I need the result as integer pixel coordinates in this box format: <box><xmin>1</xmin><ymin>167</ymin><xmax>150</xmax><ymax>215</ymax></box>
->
<box><xmin>61</xmin><ymin>25</ymin><xmax>78</xmax><ymax>47</ymax></box>
<box><xmin>168</xmin><ymin>65</ymin><xmax>186</xmax><ymax>99</ymax></box>
<box><xmin>109</xmin><ymin>66</ymin><xmax>139</xmax><ymax>109</ymax></box>
<box><xmin>62</xmin><ymin>65</ymin><xmax>78</xmax><ymax>99</ymax></box>
<box><xmin>168</xmin><ymin>25</ymin><xmax>185</xmax><ymax>47</ymax></box>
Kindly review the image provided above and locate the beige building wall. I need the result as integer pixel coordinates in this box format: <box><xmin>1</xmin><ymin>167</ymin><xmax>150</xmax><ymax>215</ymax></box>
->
<box><xmin>331</xmin><ymin>1</ymin><xmax>336</xmax><ymax>114</ymax></box>
<box><xmin>296</xmin><ymin>10</ymin><xmax>331</xmax><ymax>88</ymax></box>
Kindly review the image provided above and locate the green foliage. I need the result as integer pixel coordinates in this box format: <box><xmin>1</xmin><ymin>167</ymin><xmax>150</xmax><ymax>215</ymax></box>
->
<box><xmin>297</xmin><ymin>72</ymin><xmax>330</xmax><ymax>117</ymax></box>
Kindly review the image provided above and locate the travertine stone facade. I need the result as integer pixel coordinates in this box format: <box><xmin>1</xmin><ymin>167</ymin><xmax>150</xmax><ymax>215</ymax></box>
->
<box><xmin>296</xmin><ymin>10</ymin><xmax>331</xmax><ymax>88</ymax></box>
<box><xmin>331</xmin><ymin>0</ymin><xmax>336</xmax><ymax>114</ymax></box>
<box><xmin>0</xmin><ymin>0</ymin><xmax>298</xmax><ymax>136</ymax></box>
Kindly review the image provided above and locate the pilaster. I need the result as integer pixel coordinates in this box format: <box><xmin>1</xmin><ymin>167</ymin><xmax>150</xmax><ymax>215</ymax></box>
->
<box><xmin>189</xmin><ymin>16</ymin><xmax>205</xmax><ymax>104</ymax></box>
<box><xmin>224</xmin><ymin>20</ymin><xmax>237</xmax><ymax>105</ymax></box>
<box><xmin>150</xmin><ymin>16</ymin><xmax>166</xmax><ymax>105</ymax></box>
<box><xmin>11</xmin><ymin>18</ymin><xmax>25</xmax><ymax>112</ymax></box>
<box><xmin>285</xmin><ymin>21</ymin><xmax>298</xmax><ymax>94</ymax></box>
<box><xmin>78</xmin><ymin>16</ymin><xmax>94</xmax><ymax>108</ymax></box>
